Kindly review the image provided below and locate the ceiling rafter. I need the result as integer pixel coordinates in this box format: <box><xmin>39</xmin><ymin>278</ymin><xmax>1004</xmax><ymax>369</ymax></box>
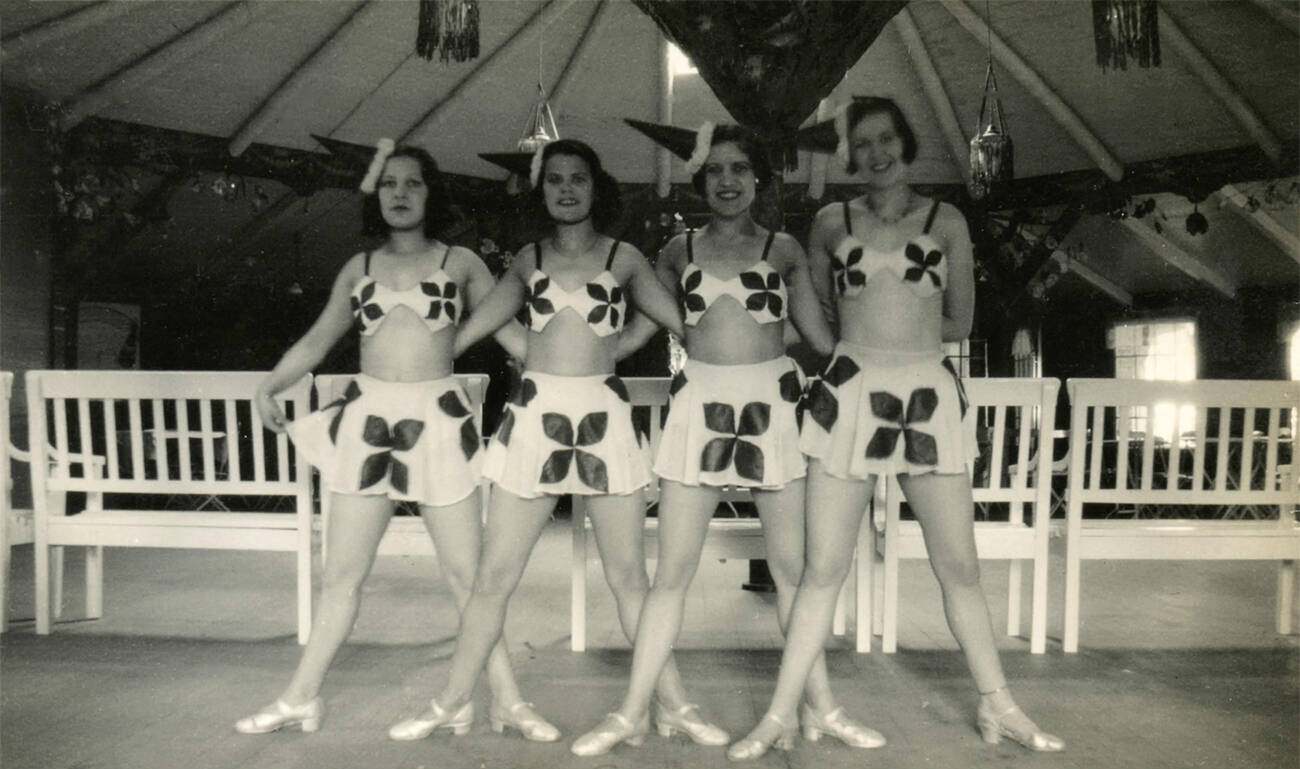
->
<box><xmin>228</xmin><ymin>1</ymin><xmax>373</xmax><ymax>157</ymax></box>
<box><xmin>1158</xmin><ymin>5</ymin><xmax>1283</xmax><ymax>162</ymax></box>
<box><xmin>895</xmin><ymin>6</ymin><xmax>970</xmax><ymax>186</ymax></box>
<box><xmin>939</xmin><ymin>0</ymin><xmax>1125</xmax><ymax>182</ymax></box>
<box><xmin>547</xmin><ymin>0</ymin><xmax>608</xmax><ymax>107</ymax></box>
<box><xmin>1120</xmin><ymin>217</ymin><xmax>1237</xmax><ymax>297</ymax></box>
<box><xmin>0</xmin><ymin>1</ymin><xmax>140</xmax><ymax>63</ymax></box>
<box><xmin>1248</xmin><ymin>0</ymin><xmax>1300</xmax><ymax>36</ymax></box>
<box><xmin>62</xmin><ymin>2</ymin><xmax>252</xmax><ymax>129</ymax></box>
<box><xmin>655</xmin><ymin>33</ymin><xmax>673</xmax><ymax>199</ymax></box>
<box><xmin>1218</xmin><ymin>184</ymin><xmax>1300</xmax><ymax>266</ymax></box>
<box><xmin>399</xmin><ymin>0</ymin><xmax>581</xmax><ymax>145</ymax></box>
<box><xmin>1054</xmin><ymin>249</ymin><xmax>1134</xmax><ymax>307</ymax></box>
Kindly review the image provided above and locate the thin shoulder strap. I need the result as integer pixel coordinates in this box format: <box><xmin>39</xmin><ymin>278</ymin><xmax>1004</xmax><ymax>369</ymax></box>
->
<box><xmin>760</xmin><ymin>230</ymin><xmax>777</xmax><ymax>261</ymax></box>
<box><xmin>534</xmin><ymin>241</ymin><xmax>543</xmax><ymax>270</ymax></box>
<box><xmin>605</xmin><ymin>239</ymin><xmax>620</xmax><ymax>271</ymax></box>
<box><xmin>686</xmin><ymin>229</ymin><xmax>694</xmax><ymax>263</ymax></box>
<box><xmin>842</xmin><ymin>200</ymin><xmax>853</xmax><ymax>235</ymax></box>
<box><xmin>439</xmin><ymin>243</ymin><xmax>452</xmax><ymax>270</ymax></box>
<box><xmin>363</xmin><ymin>250</ymin><xmax>372</xmax><ymax>275</ymax></box>
<box><xmin>922</xmin><ymin>198</ymin><xmax>942</xmax><ymax>234</ymax></box>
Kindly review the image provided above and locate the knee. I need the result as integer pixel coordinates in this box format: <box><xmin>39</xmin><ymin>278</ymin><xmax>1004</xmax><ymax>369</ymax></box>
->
<box><xmin>440</xmin><ymin>560</ymin><xmax>477</xmax><ymax>601</ymax></box>
<box><xmin>604</xmin><ymin>562</ymin><xmax>650</xmax><ymax>598</ymax></box>
<box><xmin>471</xmin><ymin>561</ymin><xmax>522</xmax><ymax>601</ymax></box>
<box><xmin>764</xmin><ymin>552</ymin><xmax>805</xmax><ymax>592</ymax></box>
<box><xmin>801</xmin><ymin>554</ymin><xmax>850</xmax><ymax>591</ymax></box>
<box><xmin>320</xmin><ymin>563</ymin><xmax>367</xmax><ymax>598</ymax></box>
<box><xmin>650</xmin><ymin>557</ymin><xmax>698</xmax><ymax>594</ymax></box>
<box><xmin>932</xmin><ymin>553</ymin><xmax>982</xmax><ymax>591</ymax></box>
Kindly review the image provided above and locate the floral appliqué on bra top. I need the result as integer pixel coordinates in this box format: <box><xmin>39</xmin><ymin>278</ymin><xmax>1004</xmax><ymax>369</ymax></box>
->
<box><xmin>350</xmin><ymin>247</ymin><xmax>461</xmax><ymax>336</ymax></box>
<box><xmin>832</xmin><ymin>198</ymin><xmax>947</xmax><ymax>299</ymax></box>
<box><xmin>517</xmin><ymin>240</ymin><xmax>627</xmax><ymax>338</ymax></box>
<box><xmin>680</xmin><ymin>229</ymin><xmax>787</xmax><ymax>327</ymax></box>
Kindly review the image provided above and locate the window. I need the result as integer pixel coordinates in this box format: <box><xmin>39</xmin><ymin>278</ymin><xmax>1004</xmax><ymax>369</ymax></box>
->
<box><xmin>667</xmin><ymin>42</ymin><xmax>696</xmax><ymax>77</ymax></box>
<box><xmin>1110</xmin><ymin>319</ymin><xmax>1197</xmax><ymax>442</ymax></box>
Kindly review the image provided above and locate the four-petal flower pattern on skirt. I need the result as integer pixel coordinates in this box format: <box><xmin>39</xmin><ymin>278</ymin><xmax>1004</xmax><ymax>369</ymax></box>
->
<box><xmin>700</xmin><ymin>401</ymin><xmax>770</xmax><ymax>483</ymax></box>
<box><xmin>540</xmin><ymin>411</ymin><xmax>610</xmax><ymax>492</ymax></box>
<box><xmin>325</xmin><ymin>380</ymin><xmax>363</xmax><ymax>444</ymax></box>
<box><xmin>864</xmin><ymin>388</ymin><xmax>939</xmax><ymax>466</ymax></box>
<box><xmin>586</xmin><ymin>283</ymin><xmax>624</xmax><ymax>328</ymax></box>
<box><xmin>421</xmin><ymin>280</ymin><xmax>458</xmax><ymax>322</ymax></box>
<box><xmin>778</xmin><ymin>368</ymin><xmax>805</xmax><ymax>428</ymax></box>
<box><xmin>739</xmin><ymin>270</ymin><xmax>784</xmax><ymax>317</ymax></box>
<box><xmin>903</xmin><ymin>242</ymin><xmax>944</xmax><ymax>289</ymax></box>
<box><xmin>436</xmin><ymin>390</ymin><xmax>480</xmax><ymax>460</ymax></box>
<box><xmin>494</xmin><ymin>377</ymin><xmax>537</xmax><ymax>447</ymax></box>
<box><xmin>359</xmin><ymin>415</ymin><xmax>425</xmax><ymax>494</ymax></box>
<box><xmin>803</xmin><ymin>355</ymin><xmax>861</xmax><ymax>432</ymax></box>
<box><xmin>831</xmin><ymin>246</ymin><xmax>866</xmax><ymax>295</ymax></box>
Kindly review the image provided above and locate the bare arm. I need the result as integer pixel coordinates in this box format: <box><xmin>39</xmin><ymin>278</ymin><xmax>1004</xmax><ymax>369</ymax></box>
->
<box><xmin>776</xmin><ymin>233</ymin><xmax>836</xmax><ymax>356</ymax></box>
<box><xmin>256</xmin><ymin>255</ymin><xmax>360</xmax><ymax>430</ymax></box>
<box><xmin>454</xmin><ymin>258</ymin><xmax>528</xmax><ymax>357</ymax></box>
<box><xmin>619</xmin><ymin>242</ymin><xmax>685</xmax><ymax>340</ymax></box>
<box><xmin>458</xmin><ymin>246</ymin><xmax>527</xmax><ymax>361</ymax></box>
<box><xmin>615</xmin><ymin>236</ymin><xmax>682</xmax><ymax>361</ymax></box>
<box><xmin>806</xmin><ymin>204</ymin><xmax>842</xmax><ymax>334</ymax></box>
<box><xmin>938</xmin><ymin>203</ymin><xmax>975</xmax><ymax>343</ymax></box>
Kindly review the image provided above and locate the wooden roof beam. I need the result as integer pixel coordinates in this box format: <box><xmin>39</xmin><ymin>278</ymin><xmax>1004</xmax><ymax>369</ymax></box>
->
<box><xmin>1053</xmin><ymin>249</ymin><xmax>1134</xmax><ymax>307</ymax></box>
<box><xmin>1159</xmin><ymin>5</ymin><xmax>1283</xmax><ymax>162</ymax></box>
<box><xmin>895</xmin><ymin>7</ymin><xmax>970</xmax><ymax>186</ymax></box>
<box><xmin>940</xmin><ymin>0</ymin><xmax>1125</xmax><ymax>182</ymax></box>
<box><xmin>228</xmin><ymin>1</ymin><xmax>373</xmax><ymax>157</ymax></box>
<box><xmin>1</xmin><ymin>1</ymin><xmax>140</xmax><ymax>63</ymax></box>
<box><xmin>62</xmin><ymin>2</ymin><xmax>252</xmax><ymax>129</ymax></box>
<box><xmin>547</xmin><ymin>0</ymin><xmax>607</xmax><ymax>106</ymax></box>
<box><xmin>1120</xmin><ymin>217</ymin><xmax>1237</xmax><ymax>297</ymax></box>
<box><xmin>655</xmin><ymin>33</ymin><xmax>673</xmax><ymax>199</ymax></box>
<box><xmin>1248</xmin><ymin>0</ymin><xmax>1300</xmax><ymax>37</ymax></box>
<box><xmin>1218</xmin><ymin>184</ymin><xmax>1300</xmax><ymax>266</ymax></box>
<box><xmin>400</xmin><ymin>0</ymin><xmax>582</xmax><ymax>144</ymax></box>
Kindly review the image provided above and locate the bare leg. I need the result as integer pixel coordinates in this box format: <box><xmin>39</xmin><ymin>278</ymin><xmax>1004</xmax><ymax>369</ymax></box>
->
<box><xmin>419</xmin><ymin>495</ymin><xmax>523</xmax><ymax>710</ymax></box>
<box><xmin>734</xmin><ymin>463</ymin><xmax>876</xmax><ymax>751</ymax></box>
<box><xmin>612</xmin><ymin>480</ymin><xmax>719</xmax><ymax>721</ymax></box>
<box><xmin>584</xmin><ymin>491</ymin><xmax>693</xmax><ymax>710</ymax></box>
<box><xmin>430</xmin><ymin>489</ymin><xmax>557</xmax><ymax>710</ymax></box>
<box><xmin>281</xmin><ymin>493</ymin><xmax>393</xmax><ymax>704</ymax></box>
<box><xmin>898</xmin><ymin>473</ymin><xmax>1062</xmax><ymax>750</ymax></box>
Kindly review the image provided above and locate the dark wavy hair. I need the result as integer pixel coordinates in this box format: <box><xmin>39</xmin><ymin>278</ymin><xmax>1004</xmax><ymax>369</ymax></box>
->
<box><xmin>845</xmin><ymin>97</ymin><xmax>918</xmax><ymax>173</ymax></box>
<box><xmin>360</xmin><ymin>145</ymin><xmax>457</xmax><ymax>238</ymax></box>
<box><xmin>530</xmin><ymin>139</ymin><xmax>622</xmax><ymax>231</ymax></box>
<box><xmin>690</xmin><ymin>124</ymin><xmax>774</xmax><ymax>197</ymax></box>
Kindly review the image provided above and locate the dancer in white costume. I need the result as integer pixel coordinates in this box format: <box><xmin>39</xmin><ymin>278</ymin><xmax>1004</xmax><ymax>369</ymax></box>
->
<box><xmin>235</xmin><ymin>143</ymin><xmax>547</xmax><ymax>738</ymax></box>
<box><xmin>728</xmin><ymin>98</ymin><xmax>1063</xmax><ymax>760</ymax></box>
<box><xmin>386</xmin><ymin>139</ymin><xmax>725</xmax><ymax>744</ymax></box>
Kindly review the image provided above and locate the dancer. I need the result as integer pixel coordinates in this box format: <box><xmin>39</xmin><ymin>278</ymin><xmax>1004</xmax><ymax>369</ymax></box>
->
<box><xmin>727</xmin><ymin>98</ymin><xmax>1064</xmax><ymax>760</ymax></box>
<box><xmin>235</xmin><ymin>142</ymin><xmax>546</xmax><ymax>738</ymax></box>
<box><xmin>572</xmin><ymin>124</ymin><xmax>884</xmax><ymax>756</ymax></box>
<box><xmin>386</xmin><ymin>139</ymin><xmax>724</xmax><ymax>744</ymax></box>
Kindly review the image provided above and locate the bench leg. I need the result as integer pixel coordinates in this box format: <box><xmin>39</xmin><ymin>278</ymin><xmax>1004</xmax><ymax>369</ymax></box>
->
<box><xmin>570</xmin><ymin>501</ymin><xmax>587</xmax><ymax>653</ymax></box>
<box><xmin>1278</xmin><ymin>559</ymin><xmax>1296</xmax><ymax>635</ymax></box>
<box><xmin>85</xmin><ymin>546</ymin><xmax>103</xmax><ymax>619</ymax></box>
<box><xmin>1006</xmin><ymin>559</ymin><xmax>1022</xmax><ymax>638</ymax></box>
<box><xmin>855</xmin><ymin>515</ymin><xmax>873</xmax><ymax>653</ymax></box>
<box><xmin>0</xmin><ymin>535</ymin><xmax>9</xmax><ymax>633</ymax></box>
<box><xmin>50</xmin><ymin>546</ymin><xmax>65</xmax><ymax>622</ymax></box>
<box><xmin>882</xmin><ymin>507</ymin><xmax>900</xmax><ymax>654</ymax></box>
<box><xmin>297</xmin><ymin>496</ymin><xmax>313</xmax><ymax>645</ymax></box>
<box><xmin>35</xmin><ymin>542</ymin><xmax>50</xmax><ymax>635</ymax></box>
<box><xmin>832</xmin><ymin>579</ymin><xmax>848</xmax><ymax>637</ymax></box>
<box><xmin>1030</xmin><ymin>550</ymin><xmax>1048</xmax><ymax>655</ymax></box>
<box><xmin>1063</xmin><ymin>535</ymin><xmax>1081</xmax><ymax>654</ymax></box>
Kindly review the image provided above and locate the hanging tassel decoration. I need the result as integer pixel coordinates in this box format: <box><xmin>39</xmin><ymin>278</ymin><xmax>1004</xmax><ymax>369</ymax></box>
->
<box><xmin>417</xmin><ymin>0</ymin><xmax>481</xmax><ymax>63</ymax></box>
<box><xmin>1092</xmin><ymin>0</ymin><xmax>1160</xmax><ymax>71</ymax></box>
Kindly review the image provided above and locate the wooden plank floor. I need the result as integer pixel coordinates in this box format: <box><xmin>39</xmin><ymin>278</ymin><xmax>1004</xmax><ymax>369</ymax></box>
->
<box><xmin>3</xmin><ymin>519</ymin><xmax>1297</xmax><ymax>769</ymax></box>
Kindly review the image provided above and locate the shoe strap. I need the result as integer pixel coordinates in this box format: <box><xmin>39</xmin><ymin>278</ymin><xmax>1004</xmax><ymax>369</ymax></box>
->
<box><xmin>603</xmin><ymin>712</ymin><xmax>635</xmax><ymax>730</ymax></box>
<box><xmin>762</xmin><ymin>712</ymin><xmax>791</xmax><ymax>729</ymax></box>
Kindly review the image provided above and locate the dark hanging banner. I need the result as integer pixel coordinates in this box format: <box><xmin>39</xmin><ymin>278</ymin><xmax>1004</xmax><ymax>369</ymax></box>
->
<box><xmin>632</xmin><ymin>0</ymin><xmax>907</xmax><ymax>161</ymax></box>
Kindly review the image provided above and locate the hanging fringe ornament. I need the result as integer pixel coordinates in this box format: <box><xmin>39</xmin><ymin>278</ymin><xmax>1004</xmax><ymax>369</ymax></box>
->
<box><xmin>1092</xmin><ymin>0</ymin><xmax>1160</xmax><ymax>71</ymax></box>
<box><xmin>683</xmin><ymin>122</ymin><xmax>716</xmax><ymax>176</ymax></box>
<box><xmin>417</xmin><ymin>0</ymin><xmax>481</xmax><ymax>63</ymax></box>
<box><xmin>968</xmin><ymin>63</ymin><xmax>1014</xmax><ymax>201</ymax></box>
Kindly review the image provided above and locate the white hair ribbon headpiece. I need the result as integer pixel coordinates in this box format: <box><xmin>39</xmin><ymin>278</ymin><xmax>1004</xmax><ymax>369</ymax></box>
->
<box><xmin>834</xmin><ymin>103</ymin><xmax>851</xmax><ymax>171</ymax></box>
<box><xmin>528</xmin><ymin>142</ymin><xmax>547</xmax><ymax>189</ymax></box>
<box><xmin>683</xmin><ymin>121</ymin><xmax>715</xmax><ymax>175</ymax></box>
<box><xmin>359</xmin><ymin>138</ymin><xmax>396</xmax><ymax>194</ymax></box>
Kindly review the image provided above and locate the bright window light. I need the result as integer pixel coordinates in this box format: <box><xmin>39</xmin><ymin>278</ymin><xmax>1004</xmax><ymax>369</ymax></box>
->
<box><xmin>668</xmin><ymin>42</ymin><xmax>697</xmax><ymax>77</ymax></box>
<box><xmin>1111</xmin><ymin>320</ymin><xmax>1197</xmax><ymax>442</ymax></box>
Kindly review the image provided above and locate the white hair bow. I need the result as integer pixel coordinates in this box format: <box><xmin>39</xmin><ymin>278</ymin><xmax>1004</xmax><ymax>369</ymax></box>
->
<box><xmin>359</xmin><ymin>138</ymin><xmax>396</xmax><ymax>194</ymax></box>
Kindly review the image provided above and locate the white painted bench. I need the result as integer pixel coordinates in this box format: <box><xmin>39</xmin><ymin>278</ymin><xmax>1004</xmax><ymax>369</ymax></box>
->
<box><xmin>1062</xmin><ymin>378</ymin><xmax>1300</xmax><ymax>652</ymax></box>
<box><xmin>312</xmin><ymin>374</ymin><xmax>490</xmax><ymax>561</ymax></box>
<box><xmin>876</xmin><ymin>377</ymin><xmax>1061</xmax><ymax>654</ymax></box>
<box><xmin>25</xmin><ymin>370</ymin><xmax>314</xmax><ymax>641</ymax></box>
<box><xmin>570</xmin><ymin>377</ymin><xmax>866</xmax><ymax>652</ymax></box>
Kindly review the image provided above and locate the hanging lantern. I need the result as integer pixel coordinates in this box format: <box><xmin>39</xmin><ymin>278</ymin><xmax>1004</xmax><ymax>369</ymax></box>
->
<box><xmin>517</xmin><ymin>86</ymin><xmax>558</xmax><ymax>154</ymax></box>
<box><xmin>416</xmin><ymin>0</ymin><xmax>480</xmax><ymax>63</ymax></box>
<box><xmin>968</xmin><ymin>63</ymin><xmax>1014</xmax><ymax>201</ymax></box>
<box><xmin>1092</xmin><ymin>0</ymin><xmax>1160</xmax><ymax>71</ymax></box>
